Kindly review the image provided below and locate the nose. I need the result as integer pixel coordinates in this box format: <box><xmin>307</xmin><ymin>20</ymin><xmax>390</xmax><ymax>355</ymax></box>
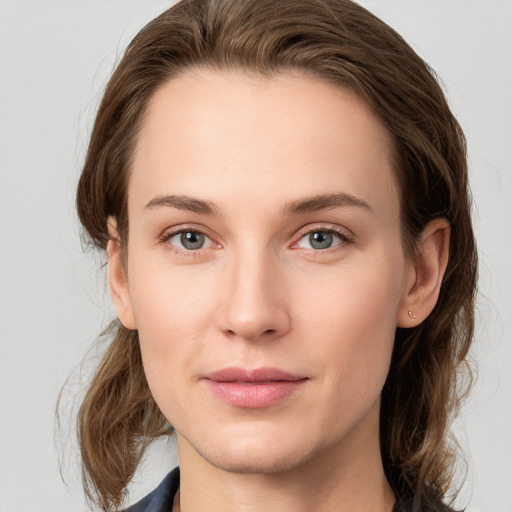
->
<box><xmin>215</xmin><ymin>248</ymin><xmax>291</xmax><ymax>342</ymax></box>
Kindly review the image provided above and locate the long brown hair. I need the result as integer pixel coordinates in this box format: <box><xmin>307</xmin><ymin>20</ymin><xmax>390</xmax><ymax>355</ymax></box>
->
<box><xmin>75</xmin><ymin>1</ymin><xmax>477</xmax><ymax>510</ymax></box>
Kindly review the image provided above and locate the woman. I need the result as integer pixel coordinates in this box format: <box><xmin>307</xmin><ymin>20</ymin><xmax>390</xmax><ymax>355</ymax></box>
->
<box><xmin>75</xmin><ymin>0</ymin><xmax>477</xmax><ymax>511</ymax></box>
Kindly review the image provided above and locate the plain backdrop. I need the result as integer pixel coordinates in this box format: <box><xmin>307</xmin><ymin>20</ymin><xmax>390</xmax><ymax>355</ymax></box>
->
<box><xmin>0</xmin><ymin>1</ymin><xmax>511</xmax><ymax>511</ymax></box>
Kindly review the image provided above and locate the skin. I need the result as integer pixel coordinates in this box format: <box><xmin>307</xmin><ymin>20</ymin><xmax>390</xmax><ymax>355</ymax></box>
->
<box><xmin>108</xmin><ymin>70</ymin><xmax>450</xmax><ymax>512</ymax></box>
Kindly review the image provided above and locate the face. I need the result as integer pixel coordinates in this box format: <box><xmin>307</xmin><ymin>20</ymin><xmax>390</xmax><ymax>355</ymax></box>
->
<box><xmin>113</xmin><ymin>69</ymin><xmax>416</xmax><ymax>474</ymax></box>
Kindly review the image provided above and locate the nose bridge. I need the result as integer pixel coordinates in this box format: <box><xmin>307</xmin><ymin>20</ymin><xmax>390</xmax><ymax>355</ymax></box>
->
<box><xmin>217</xmin><ymin>240</ymin><xmax>290</xmax><ymax>341</ymax></box>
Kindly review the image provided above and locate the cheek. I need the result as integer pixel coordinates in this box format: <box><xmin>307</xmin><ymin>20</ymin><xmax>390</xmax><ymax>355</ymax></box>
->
<box><xmin>297</xmin><ymin>254</ymin><xmax>404</xmax><ymax>392</ymax></box>
<box><xmin>126</xmin><ymin>260</ymin><xmax>218</xmax><ymax>392</ymax></box>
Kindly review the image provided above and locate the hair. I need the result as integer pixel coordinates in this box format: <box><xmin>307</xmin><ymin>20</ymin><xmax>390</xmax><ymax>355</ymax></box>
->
<box><xmin>75</xmin><ymin>0</ymin><xmax>477</xmax><ymax>510</ymax></box>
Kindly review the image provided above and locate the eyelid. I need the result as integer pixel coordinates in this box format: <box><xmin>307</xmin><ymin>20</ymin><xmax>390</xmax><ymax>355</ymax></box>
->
<box><xmin>158</xmin><ymin>223</ymin><xmax>354</xmax><ymax>254</ymax></box>
<box><xmin>290</xmin><ymin>224</ymin><xmax>355</xmax><ymax>250</ymax></box>
<box><xmin>159</xmin><ymin>224</ymin><xmax>221</xmax><ymax>254</ymax></box>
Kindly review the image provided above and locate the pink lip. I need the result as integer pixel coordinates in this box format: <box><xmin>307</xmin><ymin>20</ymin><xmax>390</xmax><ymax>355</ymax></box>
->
<box><xmin>203</xmin><ymin>367</ymin><xmax>308</xmax><ymax>408</ymax></box>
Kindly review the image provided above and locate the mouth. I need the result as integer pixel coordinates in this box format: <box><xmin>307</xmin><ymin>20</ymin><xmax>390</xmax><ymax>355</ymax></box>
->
<box><xmin>203</xmin><ymin>367</ymin><xmax>308</xmax><ymax>408</ymax></box>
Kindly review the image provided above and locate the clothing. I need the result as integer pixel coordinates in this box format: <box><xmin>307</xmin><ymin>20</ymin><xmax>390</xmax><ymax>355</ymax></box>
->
<box><xmin>124</xmin><ymin>467</ymin><xmax>180</xmax><ymax>512</ymax></box>
<box><xmin>123</xmin><ymin>467</ymin><xmax>454</xmax><ymax>512</ymax></box>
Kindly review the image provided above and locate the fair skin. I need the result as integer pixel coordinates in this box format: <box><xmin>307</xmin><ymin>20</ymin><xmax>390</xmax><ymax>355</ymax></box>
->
<box><xmin>107</xmin><ymin>70</ymin><xmax>450</xmax><ymax>512</ymax></box>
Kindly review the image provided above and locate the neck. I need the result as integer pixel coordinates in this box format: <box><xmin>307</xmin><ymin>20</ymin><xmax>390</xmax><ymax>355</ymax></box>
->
<box><xmin>175</xmin><ymin>405</ymin><xmax>395</xmax><ymax>512</ymax></box>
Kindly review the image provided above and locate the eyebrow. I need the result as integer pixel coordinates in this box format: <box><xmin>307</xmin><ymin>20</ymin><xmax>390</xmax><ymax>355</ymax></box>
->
<box><xmin>283</xmin><ymin>192</ymin><xmax>373</xmax><ymax>215</ymax></box>
<box><xmin>144</xmin><ymin>191</ymin><xmax>373</xmax><ymax>216</ymax></box>
<box><xmin>145</xmin><ymin>195</ymin><xmax>219</xmax><ymax>214</ymax></box>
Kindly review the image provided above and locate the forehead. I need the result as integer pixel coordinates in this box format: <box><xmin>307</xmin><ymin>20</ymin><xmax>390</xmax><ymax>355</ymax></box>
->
<box><xmin>129</xmin><ymin>69</ymin><xmax>398</xmax><ymax>219</ymax></box>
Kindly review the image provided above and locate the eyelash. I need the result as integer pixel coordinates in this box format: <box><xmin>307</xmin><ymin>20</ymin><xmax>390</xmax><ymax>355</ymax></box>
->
<box><xmin>158</xmin><ymin>224</ymin><xmax>354</xmax><ymax>256</ymax></box>
<box><xmin>158</xmin><ymin>225</ymin><xmax>218</xmax><ymax>257</ymax></box>
<box><xmin>292</xmin><ymin>225</ymin><xmax>354</xmax><ymax>252</ymax></box>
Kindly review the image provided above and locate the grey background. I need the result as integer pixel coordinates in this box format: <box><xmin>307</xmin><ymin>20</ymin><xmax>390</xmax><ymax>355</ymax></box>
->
<box><xmin>0</xmin><ymin>1</ymin><xmax>511</xmax><ymax>511</ymax></box>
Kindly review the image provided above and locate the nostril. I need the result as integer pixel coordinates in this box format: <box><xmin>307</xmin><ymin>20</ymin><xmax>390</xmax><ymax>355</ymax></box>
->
<box><xmin>225</xmin><ymin>327</ymin><xmax>277</xmax><ymax>339</ymax></box>
<box><xmin>216</xmin><ymin>302</ymin><xmax>291</xmax><ymax>341</ymax></box>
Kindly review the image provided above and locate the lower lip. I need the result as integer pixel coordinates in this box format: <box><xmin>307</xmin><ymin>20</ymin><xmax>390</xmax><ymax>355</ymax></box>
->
<box><xmin>205</xmin><ymin>380</ymin><xmax>307</xmax><ymax>408</ymax></box>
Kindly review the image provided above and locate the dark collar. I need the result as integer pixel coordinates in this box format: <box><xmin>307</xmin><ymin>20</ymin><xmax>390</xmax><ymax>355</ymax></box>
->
<box><xmin>123</xmin><ymin>467</ymin><xmax>454</xmax><ymax>512</ymax></box>
<box><xmin>123</xmin><ymin>467</ymin><xmax>180</xmax><ymax>512</ymax></box>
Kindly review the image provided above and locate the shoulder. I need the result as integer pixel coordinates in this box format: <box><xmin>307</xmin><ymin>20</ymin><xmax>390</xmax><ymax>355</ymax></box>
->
<box><xmin>122</xmin><ymin>467</ymin><xmax>180</xmax><ymax>512</ymax></box>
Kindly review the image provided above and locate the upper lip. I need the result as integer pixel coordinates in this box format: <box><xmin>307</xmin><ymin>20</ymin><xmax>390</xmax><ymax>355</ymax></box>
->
<box><xmin>204</xmin><ymin>367</ymin><xmax>306</xmax><ymax>382</ymax></box>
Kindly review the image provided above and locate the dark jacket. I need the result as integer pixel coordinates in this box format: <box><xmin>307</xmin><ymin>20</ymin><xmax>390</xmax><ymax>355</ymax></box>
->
<box><xmin>123</xmin><ymin>467</ymin><xmax>455</xmax><ymax>512</ymax></box>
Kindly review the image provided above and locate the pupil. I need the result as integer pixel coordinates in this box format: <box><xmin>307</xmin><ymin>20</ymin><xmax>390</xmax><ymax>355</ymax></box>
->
<box><xmin>181</xmin><ymin>231</ymin><xmax>205</xmax><ymax>250</ymax></box>
<box><xmin>309</xmin><ymin>232</ymin><xmax>333</xmax><ymax>250</ymax></box>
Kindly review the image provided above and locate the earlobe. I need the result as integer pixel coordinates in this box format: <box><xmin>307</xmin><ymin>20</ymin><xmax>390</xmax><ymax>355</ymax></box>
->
<box><xmin>107</xmin><ymin>218</ymin><xmax>137</xmax><ymax>330</ymax></box>
<box><xmin>397</xmin><ymin>218</ymin><xmax>451</xmax><ymax>327</ymax></box>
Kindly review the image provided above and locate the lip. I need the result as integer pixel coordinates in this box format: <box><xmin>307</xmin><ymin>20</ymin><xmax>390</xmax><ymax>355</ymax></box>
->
<box><xmin>203</xmin><ymin>367</ymin><xmax>308</xmax><ymax>408</ymax></box>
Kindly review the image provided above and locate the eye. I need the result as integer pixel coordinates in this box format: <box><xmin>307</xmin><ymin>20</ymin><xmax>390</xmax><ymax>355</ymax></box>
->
<box><xmin>295</xmin><ymin>228</ymin><xmax>349</xmax><ymax>250</ymax></box>
<box><xmin>165</xmin><ymin>230</ymin><xmax>214</xmax><ymax>251</ymax></box>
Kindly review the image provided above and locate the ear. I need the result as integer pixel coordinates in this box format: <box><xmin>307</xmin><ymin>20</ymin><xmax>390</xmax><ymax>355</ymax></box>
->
<box><xmin>397</xmin><ymin>218</ymin><xmax>451</xmax><ymax>327</ymax></box>
<box><xmin>106</xmin><ymin>217</ymin><xmax>137</xmax><ymax>330</ymax></box>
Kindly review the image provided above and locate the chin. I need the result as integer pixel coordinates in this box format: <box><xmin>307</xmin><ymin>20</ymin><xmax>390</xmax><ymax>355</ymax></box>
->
<box><xmin>199</xmin><ymin>445</ymin><xmax>311</xmax><ymax>475</ymax></box>
<box><xmin>188</xmin><ymin>425</ymin><xmax>324</xmax><ymax>475</ymax></box>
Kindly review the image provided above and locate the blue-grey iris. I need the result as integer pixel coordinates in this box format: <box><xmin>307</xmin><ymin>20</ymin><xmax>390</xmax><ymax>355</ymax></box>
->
<box><xmin>181</xmin><ymin>231</ymin><xmax>205</xmax><ymax>250</ymax></box>
<box><xmin>309</xmin><ymin>232</ymin><xmax>333</xmax><ymax>249</ymax></box>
